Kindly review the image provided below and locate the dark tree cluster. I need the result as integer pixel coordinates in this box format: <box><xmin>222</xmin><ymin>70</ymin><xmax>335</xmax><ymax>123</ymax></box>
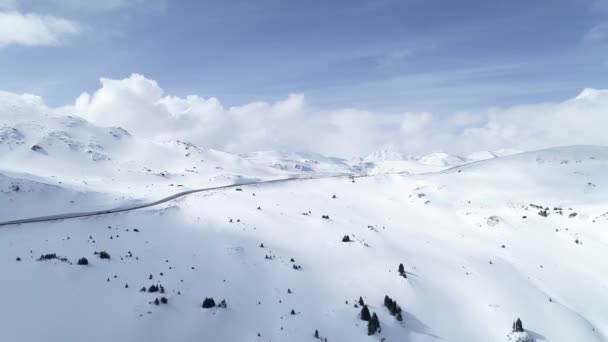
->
<box><xmin>538</xmin><ymin>209</ymin><xmax>549</xmax><ymax>217</ymax></box>
<box><xmin>367</xmin><ymin>313</ymin><xmax>381</xmax><ymax>335</ymax></box>
<box><xmin>147</xmin><ymin>284</ymin><xmax>164</xmax><ymax>293</ymax></box>
<box><xmin>202</xmin><ymin>297</ymin><xmax>216</xmax><ymax>308</ymax></box>
<box><xmin>95</xmin><ymin>251</ymin><xmax>111</xmax><ymax>259</ymax></box>
<box><xmin>512</xmin><ymin>318</ymin><xmax>524</xmax><ymax>332</ymax></box>
<box><xmin>218</xmin><ymin>299</ymin><xmax>227</xmax><ymax>308</ymax></box>
<box><xmin>77</xmin><ymin>257</ymin><xmax>89</xmax><ymax>265</ymax></box>
<box><xmin>37</xmin><ymin>253</ymin><xmax>57</xmax><ymax>261</ymax></box>
<box><xmin>342</xmin><ymin>235</ymin><xmax>351</xmax><ymax>242</ymax></box>
<box><xmin>292</xmin><ymin>264</ymin><xmax>302</xmax><ymax>270</ymax></box>
<box><xmin>384</xmin><ymin>295</ymin><xmax>403</xmax><ymax>321</ymax></box>
<box><xmin>37</xmin><ymin>253</ymin><xmax>69</xmax><ymax>263</ymax></box>
<box><xmin>321</xmin><ymin>215</ymin><xmax>330</xmax><ymax>219</ymax></box>
<box><xmin>153</xmin><ymin>297</ymin><xmax>168</xmax><ymax>305</ymax></box>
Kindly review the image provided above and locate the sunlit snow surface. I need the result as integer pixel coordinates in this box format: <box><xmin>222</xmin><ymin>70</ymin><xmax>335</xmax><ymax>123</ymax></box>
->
<box><xmin>0</xmin><ymin>102</ymin><xmax>606</xmax><ymax>342</ymax></box>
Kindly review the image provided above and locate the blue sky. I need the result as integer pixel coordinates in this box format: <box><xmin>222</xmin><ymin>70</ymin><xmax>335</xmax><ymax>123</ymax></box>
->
<box><xmin>1</xmin><ymin>0</ymin><xmax>608</xmax><ymax>112</ymax></box>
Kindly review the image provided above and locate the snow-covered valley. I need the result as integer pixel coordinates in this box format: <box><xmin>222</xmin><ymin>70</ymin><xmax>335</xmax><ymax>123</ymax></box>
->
<box><xmin>1</xmin><ymin>102</ymin><xmax>607</xmax><ymax>342</ymax></box>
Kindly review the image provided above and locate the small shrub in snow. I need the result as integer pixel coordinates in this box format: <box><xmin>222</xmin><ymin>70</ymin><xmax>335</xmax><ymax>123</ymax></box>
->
<box><xmin>160</xmin><ymin>297</ymin><xmax>168</xmax><ymax>304</ymax></box>
<box><xmin>77</xmin><ymin>257</ymin><xmax>89</xmax><ymax>265</ymax></box>
<box><xmin>15</xmin><ymin>257</ymin><xmax>21</xmax><ymax>262</ymax></box>
<box><xmin>148</xmin><ymin>285</ymin><xmax>159</xmax><ymax>293</ymax></box>
<box><xmin>342</xmin><ymin>235</ymin><xmax>351</xmax><ymax>242</ymax></box>
<box><xmin>321</xmin><ymin>215</ymin><xmax>330</xmax><ymax>219</ymax></box>
<box><xmin>202</xmin><ymin>297</ymin><xmax>216</xmax><ymax>308</ymax></box>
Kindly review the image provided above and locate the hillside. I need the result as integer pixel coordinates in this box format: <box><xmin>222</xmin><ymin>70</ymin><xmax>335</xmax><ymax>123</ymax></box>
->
<box><xmin>1</xmin><ymin>137</ymin><xmax>607</xmax><ymax>341</ymax></box>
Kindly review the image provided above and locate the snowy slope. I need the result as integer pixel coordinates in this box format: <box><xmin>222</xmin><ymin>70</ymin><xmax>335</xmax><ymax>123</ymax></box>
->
<box><xmin>2</xmin><ymin>143</ymin><xmax>607</xmax><ymax>342</ymax></box>
<box><xmin>1</xmin><ymin>93</ymin><xmax>606</xmax><ymax>342</ymax></box>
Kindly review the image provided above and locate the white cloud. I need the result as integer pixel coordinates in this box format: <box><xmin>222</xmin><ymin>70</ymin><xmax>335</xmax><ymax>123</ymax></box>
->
<box><xmin>47</xmin><ymin>0</ymin><xmax>164</xmax><ymax>12</ymax></box>
<box><xmin>0</xmin><ymin>11</ymin><xmax>80</xmax><ymax>46</ymax></box>
<box><xmin>584</xmin><ymin>21</ymin><xmax>608</xmax><ymax>43</ymax></box>
<box><xmin>56</xmin><ymin>74</ymin><xmax>608</xmax><ymax>157</ymax></box>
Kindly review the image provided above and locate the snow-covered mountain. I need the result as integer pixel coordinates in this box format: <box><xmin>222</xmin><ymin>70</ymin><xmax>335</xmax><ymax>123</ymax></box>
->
<box><xmin>1</xmin><ymin>104</ymin><xmax>607</xmax><ymax>342</ymax></box>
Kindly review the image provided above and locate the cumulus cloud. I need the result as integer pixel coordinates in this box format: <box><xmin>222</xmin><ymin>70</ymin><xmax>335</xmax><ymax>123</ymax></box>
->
<box><xmin>0</xmin><ymin>11</ymin><xmax>80</xmax><ymax>46</ymax></box>
<box><xmin>57</xmin><ymin>74</ymin><xmax>608</xmax><ymax>157</ymax></box>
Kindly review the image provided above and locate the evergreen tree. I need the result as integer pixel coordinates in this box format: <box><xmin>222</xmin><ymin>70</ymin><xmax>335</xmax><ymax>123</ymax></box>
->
<box><xmin>513</xmin><ymin>318</ymin><xmax>524</xmax><ymax>332</ymax></box>
<box><xmin>314</xmin><ymin>330</ymin><xmax>319</xmax><ymax>339</ymax></box>
<box><xmin>398</xmin><ymin>263</ymin><xmax>407</xmax><ymax>278</ymax></box>
<box><xmin>358</xmin><ymin>296</ymin><xmax>364</xmax><ymax>306</ymax></box>
<box><xmin>360</xmin><ymin>305</ymin><xmax>371</xmax><ymax>321</ymax></box>
<box><xmin>384</xmin><ymin>295</ymin><xmax>391</xmax><ymax>307</ymax></box>
<box><xmin>372</xmin><ymin>313</ymin><xmax>380</xmax><ymax>331</ymax></box>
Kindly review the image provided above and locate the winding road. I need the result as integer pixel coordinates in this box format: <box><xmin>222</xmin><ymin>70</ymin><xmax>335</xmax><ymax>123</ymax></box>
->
<box><xmin>0</xmin><ymin>174</ymin><xmax>356</xmax><ymax>227</ymax></box>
